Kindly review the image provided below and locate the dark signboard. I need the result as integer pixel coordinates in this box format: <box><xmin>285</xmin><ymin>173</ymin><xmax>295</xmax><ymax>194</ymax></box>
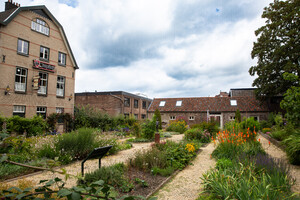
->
<box><xmin>33</xmin><ymin>59</ymin><xmax>55</xmax><ymax>72</ymax></box>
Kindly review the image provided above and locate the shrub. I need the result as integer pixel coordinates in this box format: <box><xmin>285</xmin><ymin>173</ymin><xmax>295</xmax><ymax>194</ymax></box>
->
<box><xmin>151</xmin><ymin>166</ymin><xmax>175</xmax><ymax>177</ymax></box>
<box><xmin>235</xmin><ymin>109</ymin><xmax>241</xmax><ymax>123</ymax></box>
<box><xmin>283</xmin><ymin>135</ymin><xmax>300</xmax><ymax>165</ymax></box>
<box><xmin>132</xmin><ymin>122</ymin><xmax>141</xmax><ymax>138</ymax></box>
<box><xmin>224</xmin><ymin>120</ymin><xmax>241</xmax><ymax>133</ymax></box>
<box><xmin>262</xmin><ymin>128</ymin><xmax>272</xmax><ymax>134</ymax></box>
<box><xmin>184</xmin><ymin>128</ymin><xmax>210</xmax><ymax>143</ymax></box>
<box><xmin>216</xmin><ymin>158</ymin><xmax>233</xmax><ymax>170</ymax></box>
<box><xmin>240</xmin><ymin>117</ymin><xmax>260</xmax><ymax>132</ymax></box>
<box><xmin>141</xmin><ymin>119</ymin><xmax>156</xmax><ymax>139</ymax></box>
<box><xmin>55</xmin><ymin>128</ymin><xmax>97</xmax><ymax>160</ymax></box>
<box><xmin>37</xmin><ymin>143</ymin><xmax>59</xmax><ymax>159</ymax></box>
<box><xmin>190</xmin><ymin>121</ymin><xmax>219</xmax><ymax>136</ymax></box>
<box><xmin>166</xmin><ymin>119</ymin><xmax>187</xmax><ymax>134</ymax></box>
<box><xmin>260</xmin><ymin>120</ymin><xmax>272</xmax><ymax>129</ymax></box>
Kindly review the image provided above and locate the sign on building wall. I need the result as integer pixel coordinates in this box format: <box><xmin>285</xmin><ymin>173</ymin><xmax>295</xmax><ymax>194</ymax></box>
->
<box><xmin>32</xmin><ymin>75</ymin><xmax>39</xmax><ymax>90</ymax></box>
<box><xmin>33</xmin><ymin>59</ymin><xmax>55</xmax><ymax>72</ymax></box>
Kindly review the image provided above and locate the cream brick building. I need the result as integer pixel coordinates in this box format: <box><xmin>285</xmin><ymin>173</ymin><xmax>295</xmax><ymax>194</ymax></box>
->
<box><xmin>0</xmin><ymin>0</ymin><xmax>78</xmax><ymax>119</ymax></box>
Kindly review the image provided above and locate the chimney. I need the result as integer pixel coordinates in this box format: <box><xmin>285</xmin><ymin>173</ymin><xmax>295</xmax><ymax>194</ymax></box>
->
<box><xmin>5</xmin><ymin>0</ymin><xmax>20</xmax><ymax>11</ymax></box>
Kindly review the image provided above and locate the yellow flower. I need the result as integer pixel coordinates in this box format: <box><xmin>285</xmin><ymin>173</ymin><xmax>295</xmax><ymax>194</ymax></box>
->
<box><xmin>185</xmin><ymin>143</ymin><xmax>195</xmax><ymax>153</ymax></box>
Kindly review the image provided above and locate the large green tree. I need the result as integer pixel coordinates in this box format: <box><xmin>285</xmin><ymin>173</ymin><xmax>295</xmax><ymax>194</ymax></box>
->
<box><xmin>249</xmin><ymin>0</ymin><xmax>299</xmax><ymax>99</ymax></box>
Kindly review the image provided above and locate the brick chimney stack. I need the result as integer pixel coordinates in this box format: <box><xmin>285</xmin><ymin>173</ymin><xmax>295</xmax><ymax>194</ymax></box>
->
<box><xmin>5</xmin><ymin>0</ymin><xmax>20</xmax><ymax>11</ymax></box>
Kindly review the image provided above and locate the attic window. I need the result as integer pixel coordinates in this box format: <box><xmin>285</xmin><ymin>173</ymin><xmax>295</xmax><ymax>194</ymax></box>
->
<box><xmin>31</xmin><ymin>18</ymin><xmax>49</xmax><ymax>36</ymax></box>
<box><xmin>159</xmin><ymin>101</ymin><xmax>166</xmax><ymax>107</ymax></box>
<box><xmin>230</xmin><ymin>100</ymin><xmax>237</xmax><ymax>106</ymax></box>
<box><xmin>176</xmin><ymin>100</ymin><xmax>182</xmax><ymax>106</ymax></box>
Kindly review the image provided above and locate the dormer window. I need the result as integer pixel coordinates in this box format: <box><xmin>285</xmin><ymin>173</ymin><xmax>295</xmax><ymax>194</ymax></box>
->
<box><xmin>31</xmin><ymin>18</ymin><xmax>49</xmax><ymax>36</ymax></box>
<box><xmin>159</xmin><ymin>101</ymin><xmax>166</xmax><ymax>107</ymax></box>
<box><xmin>176</xmin><ymin>100</ymin><xmax>182</xmax><ymax>106</ymax></box>
<box><xmin>230</xmin><ymin>100</ymin><xmax>237</xmax><ymax>106</ymax></box>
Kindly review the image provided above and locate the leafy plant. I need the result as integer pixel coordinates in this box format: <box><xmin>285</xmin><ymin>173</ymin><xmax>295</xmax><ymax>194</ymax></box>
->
<box><xmin>166</xmin><ymin>119</ymin><xmax>187</xmax><ymax>134</ymax></box>
<box><xmin>283</xmin><ymin>134</ymin><xmax>300</xmax><ymax>165</ymax></box>
<box><xmin>184</xmin><ymin>128</ymin><xmax>210</xmax><ymax>143</ymax></box>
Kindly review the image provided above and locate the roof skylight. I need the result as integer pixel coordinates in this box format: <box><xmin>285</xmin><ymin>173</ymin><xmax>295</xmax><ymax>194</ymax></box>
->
<box><xmin>159</xmin><ymin>101</ymin><xmax>166</xmax><ymax>107</ymax></box>
<box><xmin>176</xmin><ymin>100</ymin><xmax>182</xmax><ymax>106</ymax></box>
<box><xmin>230</xmin><ymin>100</ymin><xmax>237</xmax><ymax>106</ymax></box>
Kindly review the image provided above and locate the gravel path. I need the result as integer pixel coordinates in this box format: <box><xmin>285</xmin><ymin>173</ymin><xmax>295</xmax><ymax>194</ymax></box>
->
<box><xmin>3</xmin><ymin>134</ymin><xmax>184</xmax><ymax>188</ymax></box>
<box><xmin>258</xmin><ymin>135</ymin><xmax>300</xmax><ymax>194</ymax></box>
<box><xmin>155</xmin><ymin>142</ymin><xmax>216</xmax><ymax>200</ymax></box>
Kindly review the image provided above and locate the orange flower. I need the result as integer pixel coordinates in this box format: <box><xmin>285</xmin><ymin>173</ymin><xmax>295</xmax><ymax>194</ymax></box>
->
<box><xmin>268</xmin><ymin>141</ymin><xmax>271</xmax><ymax>145</ymax></box>
<box><xmin>258</xmin><ymin>138</ymin><xmax>260</xmax><ymax>142</ymax></box>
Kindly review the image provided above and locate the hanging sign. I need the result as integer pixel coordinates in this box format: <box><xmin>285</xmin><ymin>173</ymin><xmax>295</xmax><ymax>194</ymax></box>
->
<box><xmin>32</xmin><ymin>75</ymin><xmax>40</xmax><ymax>90</ymax></box>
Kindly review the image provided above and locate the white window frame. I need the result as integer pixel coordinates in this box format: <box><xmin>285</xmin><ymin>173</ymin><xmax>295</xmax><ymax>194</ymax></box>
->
<box><xmin>38</xmin><ymin>72</ymin><xmax>48</xmax><ymax>95</ymax></box>
<box><xmin>40</xmin><ymin>46</ymin><xmax>49</xmax><ymax>61</ymax></box>
<box><xmin>13</xmin><ymin>105</ymin><xmax>25</xmax><ymax>117</ymax></box>
<box><xmin>176</xmin><ymin>100</ymin><xmax>182</xmax><ymax>106</ymax></box>
<box><xmin>56</xmin><ymin>107</ymin><xmax>64</xmax><ymax>114</ymax></box>
<box><xmin>15</xmin><ymin>67</ymin><xmax>27</xmax><ymax>92</ymax></box>
<box><xmin>17</xmin><ymin>39</ymin><xmax>29</xmax><ymax>55</ymax></box>
<box><xmin>170</xmin><ymin>116</ymin><xmax>176</xmax><ymax>120</ymax></box>
<box><xmin>31</xmin><ymin>18</ymin><xmax>49</xmax><ymax>36</ymax></box>
<box><xmin>159</xmin><ymin>101</ymin><xmax>166</xmax><ymax>107</ymax></box>
<box><xmin>37</xmin><ymin>107</ymin><xmax>46</xmax><ymax>118</ymax></box>
<box><xmin>58</xmin><ymin>52</ymin><xmax>66</xmax><ymax>66</ymax></box>
<box><xmin>189</xmin><ymin>116</ymin><xmax>195</xmax><ymax>120</ymax></box>
<box><xmin>229</xmin><ymin>116</ymin><xmax>235</xmax><ymax>121</ymax></box>
<box><xmin>56</xmin><ymin>76</ymin><xmax>65</xmax><ymax>97</ymax></box>
<box><xmin>230</xmin><ymin>100</ymin><xmax>237</xmax><ymax>106</ymax></box>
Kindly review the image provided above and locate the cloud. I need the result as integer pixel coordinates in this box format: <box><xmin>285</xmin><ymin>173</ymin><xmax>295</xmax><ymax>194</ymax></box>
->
<box><xmin>1</xmin><ymin>0</ymin><xmax>273</xmax><ymax>98</ymax></box>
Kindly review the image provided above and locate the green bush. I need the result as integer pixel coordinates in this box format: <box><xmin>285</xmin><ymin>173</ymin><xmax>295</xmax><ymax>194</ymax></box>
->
<box><xmin>37</xmin><ymin>143</ymin><xmax>59</xmax><ymax>160</ymax></box>
<box><xmin>190</xmin><ymin>121</ymin><xmax>219</xmax><ymax>136</ymax></box>
<box><xmin>283</xmin><ymin>134</ymin><xmax>300</xmax><ymax>165</ymax></box>
<box><xmin>132</xmin><ymin>122</ymin><xmax>141</xmax><ymax>138</ymax></box>
<box><xmin>260</xmin><ymin>120</ymin><xmax>272</xmax><ymax>129</ymax></box>
<box><xmin>141</xmin><ymin>119</ymin><xmax>156</xmax><ymax>139</ymax></box>
<box><xmin>55</xmin><ymin>128</ymin><xmax>97</xmax><ymax>160</ymax></box>
<box><xmin>224</xmin><ymin>120</ymin><xmax>241</xmax><ymax>133</ymax></box>
<box><xmin>166</xmin><ymin>119</ymin><xmax>187</xmax><ymax>134</ymax></box>
<box><xmin>184</xmin><ymin>128</ymin><xmax>210</xmax><ymax>143</ymax></box>
<box><xmin>240</xmin><ymin>117</ymin><xmax>260</xmax><ymax>132</ymax></box>
<box><xmin>83</xmin><ymin>163</ymin><xmax>133</xmax><ymax>192</ymax></box>
<box><xmin>151</xmin><ymin>166</ymin><xmax>175</xmax><ymax>177</ymax></box>
<box><xmin>216</xmin><ymin>158</ymin><xmax>233</xmax><ymax>170</ymax></box>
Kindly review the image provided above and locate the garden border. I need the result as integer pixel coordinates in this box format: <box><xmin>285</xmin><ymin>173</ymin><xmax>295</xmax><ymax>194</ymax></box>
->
<box><xmin>259</xmin><ymin>132</ymin><xmax>286</xmax><ymax>151</ymax></box>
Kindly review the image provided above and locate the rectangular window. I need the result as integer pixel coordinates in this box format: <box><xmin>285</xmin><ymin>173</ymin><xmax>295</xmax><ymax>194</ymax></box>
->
<box><xmin>134</xmin><ymin>99</ymin><xmax>139</xmax><ymax>108</ymax></box>
<box><xmin>40</xmin><ymin>46</ymin><xmax>49</xmax><ymax>61</ymax></box>
<box><xmin>13</xmin><ymin>105</ymin><xmax>25</xmax><ymax>117</ymax></box>
<box><xmin>124</xmin><ymin>113</ymin><xmax>129</xmax><ymax>118</ymax></box>
<box><xmin>58</xmin><ymin>52</ymin><xmax>66</xmax><ymax>66</ymax></box>
<box><xmin>170</xmin><ymin>116</ymin><xmax>176</xmax><ymax>120</ymax></box>
<box><xmin>142</xmin><ymin>114</ymin><xmax>146</xmax><ymax>119</ymax></box>
<box><xmin>124</xmin><ymin>97</ymin><xmax>130</xmax><ymax>107</ymax></box>
<box><xmin>56</xmin><ymin>107</ymin><xmax>64</xmax><ymax>123</ymax></box>
<box><xmin>230</xmin><ymin>100</ymin><xmax>237</xmax><ymax>106</ymax></box>
<box><xmin>142</xmin><ymin>101</ymin><xmax>147</xmax><ymax>109</ymax></box>
<box><xmin>159</xmin><ymin>101</ymin><xmax>166</xmax><ymax>107</ymax></box>
<box><xmin>31</xmin><ymin>18</ymin><xmax>49</xmax><ymax>36</ymax></box>
<box><xmin>134</xmin><ymin>114</ymin><xmax>138</xmax><ymax>119</ymax></box>
<box><xmin>37</xmin><ymin>107</ymin><xmax>46</xmax><ymax>119</ymax></box>
<box><xmin>38</xmin><ymin>72</ymin><xmax>48</xmax><ymax>95</ymax></box>
<box><xmin>15</xmin><ymin>67</ymin><xmax>27</xmax><ymax>92</ymax></box>
<box><xmin>176</xmin><ymin>100</ymin><xmax>182</xmax><ymax>106</ymax></box>
<box><xmin>189</xmin><ymin>116</ymin><xmax>195</xmax><ymax>120</ymax></box>
<box><xmin>229</xmin><ymin>116</ymin><xmax>235</xmax><ymax>121</ymax></box>
<box><xmin>17</xmin><ymin>39</ymin><xmax>29</xmax><ymax>55</ymax></box>
<box><xmin>56</xmin><ymin>76</ymin><xmax>65</xmax><ymax>97</ymax></box>
<box><xmin>56</xmin><ymin>107</ymin><xmax>64</xmax><ymax>114</ymax></box>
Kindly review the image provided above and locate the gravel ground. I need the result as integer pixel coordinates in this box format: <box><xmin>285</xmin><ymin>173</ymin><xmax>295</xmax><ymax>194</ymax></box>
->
<box><xmin>3</xmin><ymin>134</ymin><xmax>184</xmax><ymax>188</ymax></box>
<box><xmin>258</xmin><ymin>135</ymin><xmax>300</xmax><ymax>194</ymax></box>
<box><xmin>154</xmin><ymin>142</ymin><xmax>216</xmax><ymax>200</ymax></box>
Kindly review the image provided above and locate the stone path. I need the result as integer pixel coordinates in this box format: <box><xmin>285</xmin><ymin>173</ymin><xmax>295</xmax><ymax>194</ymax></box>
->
<box><xmin>258</xmin><ymin>134</ymin><xmax>300</xmax><ymax>194</ymax></box>
<box><xmin>3</xmin><ymin>134</ymin><xmax>184</xmax><ymax>188</ymax></box>
<box><xmin>154</xmin><ymin>142</ymin><xmax>216</xmax><ymax>200</ymax></box>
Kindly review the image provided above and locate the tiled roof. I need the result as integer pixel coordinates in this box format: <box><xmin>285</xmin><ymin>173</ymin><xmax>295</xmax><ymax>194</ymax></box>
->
<box><xmin>148</xmin><ymin>97</ymin><xmax>269</xmax><ymax>112</ymax></box>
<box><xmin>0</xmin><ymin>8</ymin><xmax>17</xmax><ymax>23</ymax></box>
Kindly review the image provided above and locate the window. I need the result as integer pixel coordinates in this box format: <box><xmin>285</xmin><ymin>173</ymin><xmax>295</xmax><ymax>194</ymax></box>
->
<box><xmin>176</xmin><ymin>100</ymin><xmax>182</xmax><ymax>106</ymax></box>
<box><xmin>142</xmin><ymin>101</ymin><xmax>147</xmax><ymax>109</ymax></box>
<box><xmin>40</xmin><ymin>46</ymin><xmax>49</xmax><ymax>61</ymax></box>
<box><xmin>124</xmin><ymin>97</ymin><xmax>130</xmax><ymax>107</ymax></box>
<box><xmin>124</xmin><ymin>113</ymin><xmax>129</xmax><ymax>118</ymax></box>
<box><xmin>31</xmin><ymin>18</ymin><xmax>49</xmax><ymax>36</ymax></box>
<box><xmin>229</xmin><ymin>116</ymin><xmax>235</xmax><ymax>121</ymax></box>
<box><xmin>37</xmin><ymin>107</ymin><xmax>46</xmax><ymax>119</ymax></box>
<box><xmin>38</xmin><ymin>72</ymin><xmax>48</xmax><ymax>95</ymax></box>
<box><xmin>56</xmin><ymin>107</ymin><xmax>64</xmax><ymax>114</ymax></box>
<box><xmin>134</xmin><ymin>99</ymin><xmax>139</xmax><ymax>108</ymax></box>
<box><xmin>159</xmin><ymin>101</ymin><xmax>166</xmax><ymax>107</ymax></box>
<box><xmin>13</xmin><ymin>105</ymin><xmax>25</xmax><ymax>117</ymax></box>
<box><xmin>134</xmin><ymin>114</ymin><xmax>138</xmax><ymax>119</ymax></box>
<box><xmin>15</xmin><ymin>67</ymin><xmax>27</xmax><ymax>92</ymax></box>
<box><xmin>58</xmin><ymin>52</ymin><xmax>66</xmax><ymax>66</ymax></box>
<box><xmin>142</xmin><ymin>114</ymin><xmax>146</xmax><ymax>119</ymax></box>
<box><xmin>56</xmin><ymin>107</ymin><xmax>64</xmax><ymax>123</ymax></box>
<box><xmin>17</xmin><ymin>39</ymin><xmax>29</xmax><ymax>55</ymax></box>
<box><xmin>170</xmin><ymin>116</ymin><xmax>176</xmax><ymax>120</ymax></box>
<box><xmin>189</xmin><ymin>116</ymin><xmax>195</xmax><ymax>120</ymax></box>
<box><xmin>230</xmin><ymin>100</ymin><xmax>237</xmax><ymax>106</ymax></box>
<box><xmin>56</xmin><ymin>76</ymin><xmax>65</xmax><ymax>97</ymax></box>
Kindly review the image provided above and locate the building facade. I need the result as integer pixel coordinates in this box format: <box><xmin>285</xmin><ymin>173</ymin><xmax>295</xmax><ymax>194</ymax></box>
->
<box><xmin>0</xmin><ymin>1</ymin><xmax>78</xmax><ymax>119</ymax></box>
<box><xmin>75</xmin><ymin>91</ymin><xmax>152</xmax><ymax>120</ymax></box>
<box><xmin>148</xmin><ymin>88</ymin><xmax>270</xmax><ymax>128</ymax></box>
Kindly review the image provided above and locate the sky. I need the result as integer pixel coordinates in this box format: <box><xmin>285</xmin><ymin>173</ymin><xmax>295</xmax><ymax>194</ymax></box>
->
<box><xmin>1</xmin><ymin>0</ymin><xmax>273</xmax><ymax>98</ymax></box>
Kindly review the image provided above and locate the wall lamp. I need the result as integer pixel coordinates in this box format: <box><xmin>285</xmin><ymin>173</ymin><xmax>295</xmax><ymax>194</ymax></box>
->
<box><xmin>5</xmin><ymin>85</ymin><xmax>10</xmax><ymax>95</ymax></box>
<box><xmin>69</xmin><ymin>94</ymin><xmax>73</xmax><ymax>101</ymax></box>
<box><xmin>2</xmin><ymin>55</ymin><xmax>6</xmax><ymax>63</ymax></box>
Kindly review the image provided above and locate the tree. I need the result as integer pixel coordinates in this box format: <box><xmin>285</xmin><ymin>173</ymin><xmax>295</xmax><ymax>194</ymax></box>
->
<box><xmin>249</xmin><ymin>0</ymin><xmax>300</xmax><ymax>99</ymax></box>
<box><xmin>154</xmin><ymin>109</ymin><xmax>162</xmax><ymax>130</ymax></box>
<box><xmin>235</xmin><ymin>109</ymin><xmax>241</xmax><ymax>123</ymax></box>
